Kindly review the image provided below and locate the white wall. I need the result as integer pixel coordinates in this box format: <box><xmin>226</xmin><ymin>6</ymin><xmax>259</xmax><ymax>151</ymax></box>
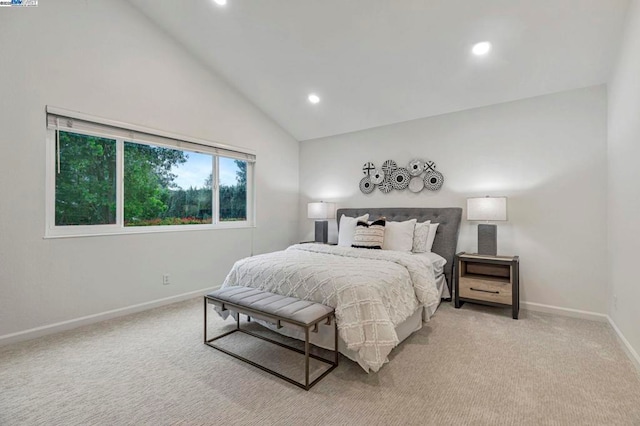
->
<box><xmin>300</xmin><ymin>86</ymin><xmax>608</xmax><ymax>314</ymax></box>
<box><xmin>0</xmin><ymin>0</ymin><xmax>299</xmax><ymax>338</ymax></box>
<box><xmin>608</xmin><ymin>0</ymin><xmax>640</xmax><ymax>361</ymax></box>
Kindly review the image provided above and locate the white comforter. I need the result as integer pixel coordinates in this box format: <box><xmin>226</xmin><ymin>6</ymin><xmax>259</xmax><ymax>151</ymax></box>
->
<box><xmin>220</xmin><ymin>244</ymin><xmax>439</xmax><ymax>372</ymax></box>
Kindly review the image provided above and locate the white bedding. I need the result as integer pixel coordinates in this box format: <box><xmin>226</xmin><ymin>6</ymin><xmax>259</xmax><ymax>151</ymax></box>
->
<box><xmin>419</xmin><ymin>251</ymin><xmax>450</xmax><ymax>300</ymax></box>
<box><xmin>220</xmin><ymin>244</ymin><xmax>440</xmax><ymax>372</ymax></box>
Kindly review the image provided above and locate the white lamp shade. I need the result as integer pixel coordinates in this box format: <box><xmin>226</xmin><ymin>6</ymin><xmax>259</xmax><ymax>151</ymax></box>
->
<box><xmin>307</xmin><ymin>202</ymin><xmax>336</xmax><ymax>219</ymax></box>
<box><xmin>467</xmin><ymin>197</ymin><xmax>507</xmax><ymax>221</ymax></box>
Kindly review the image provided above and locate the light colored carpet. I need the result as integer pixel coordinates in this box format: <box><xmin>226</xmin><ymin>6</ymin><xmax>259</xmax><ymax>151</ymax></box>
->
<box><xmin>1</xmin><ymin>298</ymin><xmax>639</xmax><ymax>426</ymax></box>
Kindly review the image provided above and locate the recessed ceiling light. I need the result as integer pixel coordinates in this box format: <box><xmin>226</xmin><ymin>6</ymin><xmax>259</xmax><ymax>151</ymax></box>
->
<box><xmin>472</xmin><ymin>41</ymin><xmax>492</xmax><ymax>56</ymax></box>
<box><xmin>308</xmin><ymin>94</ymin><xmax>320</xmax><ymax>104</ymax></box>
<box><xmin>213</xmin><ymin>0</ymin><xmax>227</xmax><ymax>6</ymax></box>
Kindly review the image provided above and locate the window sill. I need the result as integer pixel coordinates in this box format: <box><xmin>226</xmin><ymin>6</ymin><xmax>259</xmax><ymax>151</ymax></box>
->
<box><xmin>43</xmin><ymin>222</ymin><xmax>255</xmax><ymax>239</ymax></box>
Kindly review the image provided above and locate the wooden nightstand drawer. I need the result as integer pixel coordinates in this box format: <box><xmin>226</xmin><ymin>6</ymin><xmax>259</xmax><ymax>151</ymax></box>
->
<box><xmin>459</xmin><ymin>277</ymin><xmax>512</xmax><ymax>305</ymax></box>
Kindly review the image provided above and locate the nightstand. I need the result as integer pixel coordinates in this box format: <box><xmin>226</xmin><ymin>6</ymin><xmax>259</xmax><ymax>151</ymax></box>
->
<box><xmin>454</xmin><ymin>252</ymin><xmax>520</xmax><ymax>319</ymax></box>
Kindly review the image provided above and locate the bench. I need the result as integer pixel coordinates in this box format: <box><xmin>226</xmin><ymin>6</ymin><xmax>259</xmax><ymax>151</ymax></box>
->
<box><xmin>204</xmin><ymin>286</ymin><xmax>338</xmax><ymax>390</ymax></box>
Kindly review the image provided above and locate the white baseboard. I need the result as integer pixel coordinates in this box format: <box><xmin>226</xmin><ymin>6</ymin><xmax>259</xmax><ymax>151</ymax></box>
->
<box><xmin>521</xmin><ymin>302</ymin><xmax>640</xmax><ymax>373</ymax></box>
<box><xmin>607</xmin><ymin>316</ymin><xmax>640</xmax><ymax>374</ymax></box>
<box><xmin>0</xmin><ymin>286</ymin><xmax>218</xmax><ymax>347</ymax></box>
<box><xmin>522</xmin><ymin>301</ymin><xmax>608</xmax><ymax>322</ymax></box>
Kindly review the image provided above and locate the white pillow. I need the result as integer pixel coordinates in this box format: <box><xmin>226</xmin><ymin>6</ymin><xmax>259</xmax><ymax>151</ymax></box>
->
<box><xmin>425</xmin><ymin>222</ymin><xmax>439</xmax><ymax>252</ymax></box>
<box><xmin>338</xmin><ymin>214</ymin><xmax>369</xmax><ymax>247</ymax></box>
<box><xmin>412</xmin><ymin>220</ymin><xmax>431</xmax><ymax>253</ymax></box>
<box><xmin>382</xmin><ymin>219</ymin><xmax>417</xmax><ymax>252</ymax></box>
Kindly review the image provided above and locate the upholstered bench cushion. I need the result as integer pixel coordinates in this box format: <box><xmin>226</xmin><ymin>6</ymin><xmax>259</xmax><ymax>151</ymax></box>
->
<box><xmin>207</xmin><ymin>286</ymin><xmax>334</xmax><ymax>326</ymax></box>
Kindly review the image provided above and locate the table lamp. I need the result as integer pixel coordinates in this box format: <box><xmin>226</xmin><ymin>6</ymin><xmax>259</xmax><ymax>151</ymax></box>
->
<box><xmin>307</xmin><ymin>201</ymin><xmax>336</xmax><ymax>244</ymax></box>
<box><xmin>467</xmin><ymin>196</ymin><xmax>507</xmax><ymax>256</ymax></box>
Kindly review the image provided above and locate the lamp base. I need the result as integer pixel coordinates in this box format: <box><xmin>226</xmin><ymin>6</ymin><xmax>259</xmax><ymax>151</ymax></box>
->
<box><xmin>315</xmin><ymin>221</ymin><xmax>328</xmax><ymax>244</ymax></box>
<box><xmin>477</xmin><ymin>224</ymin><xmax>497</xmax><ymax>256</ymax></box>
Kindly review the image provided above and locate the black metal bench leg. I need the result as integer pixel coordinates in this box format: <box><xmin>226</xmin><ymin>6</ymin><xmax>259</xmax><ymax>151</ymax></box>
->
<box><xmin>203</xmin><ymin>297</ymin><xmax>208</xmax><ymax>343</ymax></box>
<box><xmin>305</xmin><ymin>327</ymin><xmax>310</xmax><ymax>390</ymax></box>
<box><xmin>334</xmin><ymin>315</ymin><xmax>339</xmax><ymax>366</ymax></box>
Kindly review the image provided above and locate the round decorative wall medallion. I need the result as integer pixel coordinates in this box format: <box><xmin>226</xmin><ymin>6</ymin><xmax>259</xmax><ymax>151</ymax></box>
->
<box><xmin>390</xmin><ymin>168</ymin><xmax>411</xmax><ymax>190</ymax></box>
<box><xmin>359</xmin><ymin>176</ymin><xmax>375</xmax><ymax>194</ymax></box>
<box><xmin>381</xmin><ymin>160</ymin><xmax>398</xmax><ymax>175</ymax></box>
<box><xmin>378</xmin><ymin>179</ymin><xmax>393</xmax><ymax>193</ymax></box>
<box><xmin>424</xmin><ymin>170</ymin><xmax>444</xmax><ymax>191</ymax></box>
<box><xmin>408</xmin><ymin>176</ymin><xmax>425</xmax><ymax>193</ymax></box>
<box><xmin>423</xmin><ymin>160</ymin><xmax>437</xmax><ymax>173</ymax></box>
<box><xmin>362</xmin><ymin>162</ymin><xmax>375</xmax><ymax>176</ymax></box>
<box><xmin>370</xmin><ymin>168</ymin><xmax>385</xmax><ymax>184</ymax></box>
<box><xmin>408</xmin><ymin>159</ymin><xmax>424</xmax><ymax>176</ymax></box>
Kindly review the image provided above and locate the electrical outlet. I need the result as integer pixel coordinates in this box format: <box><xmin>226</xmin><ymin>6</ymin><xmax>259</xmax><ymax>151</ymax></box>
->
<box><xmin>162</xmin><ymin>274</ymin><xmax>170</xmax><ymax>285</ymax></box>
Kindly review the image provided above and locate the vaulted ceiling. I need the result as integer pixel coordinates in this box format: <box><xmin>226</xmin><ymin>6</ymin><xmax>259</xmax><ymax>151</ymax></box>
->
<box><xmin>129</xmin><ymin>0</ymin><xmax>629</xmax><ymax>141</ymax></box>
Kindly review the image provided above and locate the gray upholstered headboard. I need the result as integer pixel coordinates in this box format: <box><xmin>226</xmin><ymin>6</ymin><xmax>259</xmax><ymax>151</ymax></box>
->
<box><xmin>336</xmin><ymin>207</ymin><xmax>462</xmax><ymax>297</ymax></box>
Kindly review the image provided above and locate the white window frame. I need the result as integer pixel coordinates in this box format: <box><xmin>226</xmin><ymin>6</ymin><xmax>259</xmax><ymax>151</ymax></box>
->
<box><xmin>45</xmin><ymin>108</ymin><xmax>255</xmax><ymax>238</ymax></box>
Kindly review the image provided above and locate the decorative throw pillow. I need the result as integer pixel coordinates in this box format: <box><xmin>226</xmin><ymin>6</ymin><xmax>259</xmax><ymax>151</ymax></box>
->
<box><xmin>338</xmin><ymin>214</ymin><xmax>369</xmax><ymax>247</ymax></box>
<box><xmin>412</xmin><ymin>220</ymin><xmax>431</xmax><ymax>253</ymax></box>
<box><xmin>352</xmin><ymin>219</ymin><xmax>386</xmax><ymax>249</ymax></box>
<box><xmin>382</xmin><ymin>218</ymin><xmax>417</xmax><ymax>252</ymax></box>
<box><xmin>425</xmin><ymin>222</ymin><xmax>440</xmax><ymax>252</ymax></box>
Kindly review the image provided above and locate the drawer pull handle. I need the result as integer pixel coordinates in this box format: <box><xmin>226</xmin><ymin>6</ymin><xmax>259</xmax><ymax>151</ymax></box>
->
<box><xmin>470</xmin><ymin>287</ymin><xmax>499</xmax><ymax>294</ymax></box>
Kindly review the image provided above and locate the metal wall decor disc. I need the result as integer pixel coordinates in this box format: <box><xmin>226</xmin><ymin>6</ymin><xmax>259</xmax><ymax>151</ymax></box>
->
<box><xmin>378</xmin><ymin>179</ymin><xmax>393</xmax><ymax>193</ymax></box>
<box><xmin>370</xmin><ymin>168</ymin><xmax>385</xmax><ymax>184</ymax></box>
<box><xmin>409</xmin><ymin>176</ymin><xmax>424</xmax><ymax>192</ymax></box>
<box><xmin>390</xmin><ymin>168</ymin><xmax>411</xmax><ymax>190</ymax></box>
<box><xmin>424</xmin><ymin>170</ymin><xmax>444</xmax><ymax>191</ymax></box>
<box><xmin>423</xmin><ymin>160</ymin><xmax>437</xmax><ymax>173</ymax></box>
<box><xmin>362</xmin><ymin>162</ymin><xmax>375</xmax><ymax>176</ymax></box>
<box><xmin>359</xmin><ymin>176</ymin><xmax>375</xmax><ymax>194</ymax></box>
<box><xmin>408</xmin><ymin>159</ymin><xmax>424</xmax><ymax>176</ymax></box>
<box><xmin>381</xmin><ymin>160</ymin><xmax>397</xmax><ymax>175</ymax></box>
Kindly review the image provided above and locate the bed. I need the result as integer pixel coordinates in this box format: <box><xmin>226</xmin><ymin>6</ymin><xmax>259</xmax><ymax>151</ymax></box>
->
<box><xmin>218</xmin><ymin>207</ymin><xmax>462</xmax><ymax>372</ymax></box>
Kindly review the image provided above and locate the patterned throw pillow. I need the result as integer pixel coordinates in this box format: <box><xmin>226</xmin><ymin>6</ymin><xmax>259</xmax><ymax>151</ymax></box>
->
<box><xmin>412</xmin><ymin>220</ymin><xmax>431</xmax><ymax>253</ymax></box>
<box><xmin>352</xmin><ymin>218</ymin><xmax>386</xmax><ymax>249</ymax></box>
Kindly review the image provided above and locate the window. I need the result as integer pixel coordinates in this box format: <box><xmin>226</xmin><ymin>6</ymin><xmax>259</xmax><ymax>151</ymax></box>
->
<box><xmin>55</xmin><ymin>131</ymin><xmax>117</xmax><ymax>226</ymax></box>
<box><xmin>123</xmin><ymin>142</ymin><xmax>214</xmax><ymax>227</ymax></box>
<box><xmin>218</xmin><ymin>157</ymin><xmax>247</xmax><ymax>222</ymax></box>
<box><xmin>46</xmin><ymin>108</ymin><xmax>254</xmax><ymax>237</ymax></box>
